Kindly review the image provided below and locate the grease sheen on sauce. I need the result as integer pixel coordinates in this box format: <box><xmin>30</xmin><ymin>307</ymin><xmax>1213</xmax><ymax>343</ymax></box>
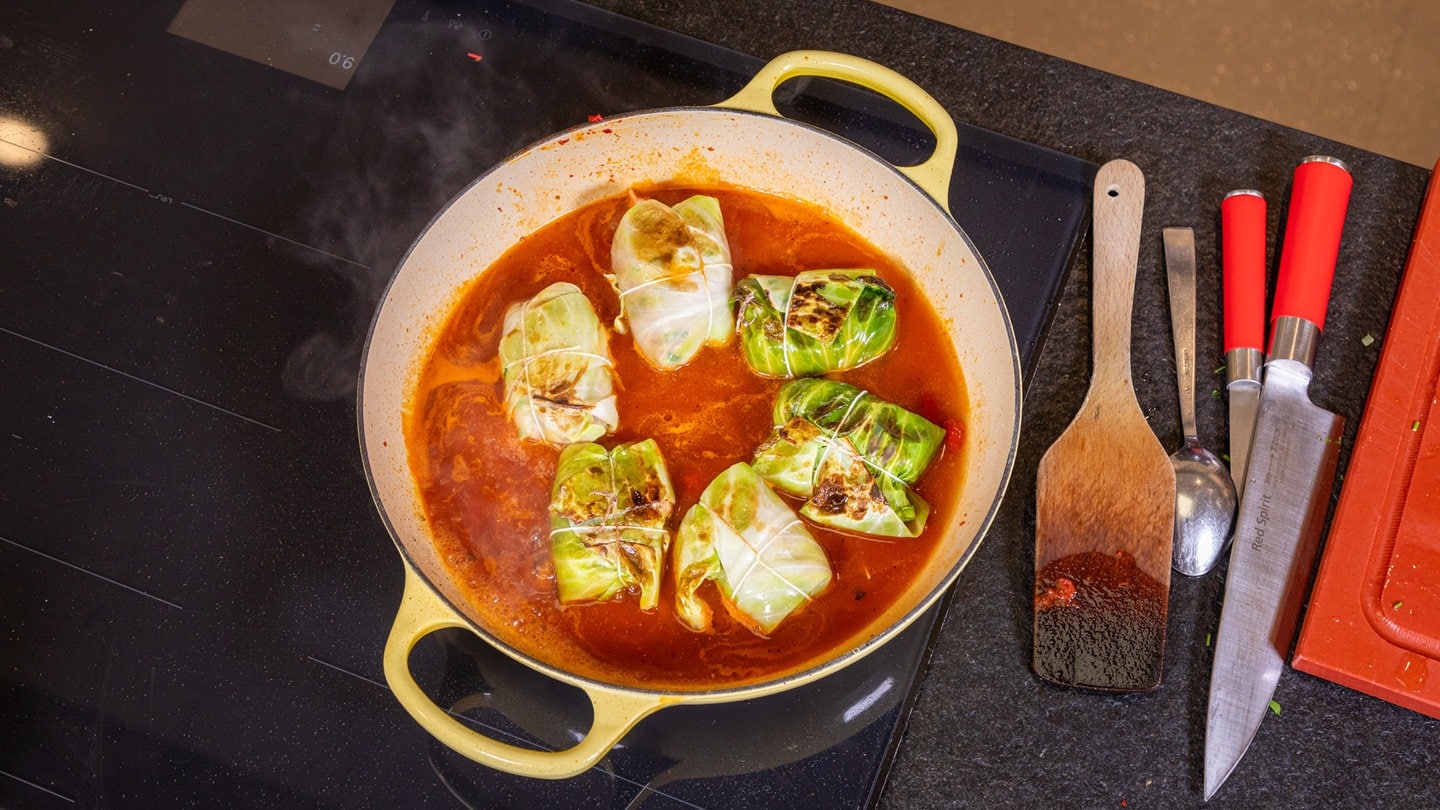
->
<box><xmin>405</xmin><ymin>186</ymin><xmax>970</xmax><ymax>691</ymax></box>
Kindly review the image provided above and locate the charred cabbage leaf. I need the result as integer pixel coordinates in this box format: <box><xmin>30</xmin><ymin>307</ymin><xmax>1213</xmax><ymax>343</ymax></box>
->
<box><xmin>498</xmin><ymin>282</ymin><xmax>619</xmax><ymax>446</ymax></box>
<box><xmin>549</xmin><ymin>439</ymin><xmax>676</xmax><ymax>609</ymax></box>
<box><xmin>609</xmin><ymin>194</ymin><xmax>734</xmax><ymax>369</ymax></box>
<box><xmin>732</xmin><ymin>270</ymin><xmax>897</xmax><ymax>378</ymax></box>
<box><xmin>752</xmin><ymin>379</ymin><xmax>944</xmax><ymax>538</ymax></box>
<box><xmin>674</xmin><ymin>462</ymin><xmax>833</xmax><ymax>636</ymax></box>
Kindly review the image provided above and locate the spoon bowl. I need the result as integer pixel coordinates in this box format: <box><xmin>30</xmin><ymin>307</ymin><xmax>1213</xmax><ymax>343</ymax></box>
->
<box><xmin>1164</xmin><ymin>227</ymin><xmax>1238</xmax><ymax>575</ymax></box>
<box><xmin>1171</xmin><ymin>441</ymin><xmax>1238</xmax><ymax>575</ymax></box>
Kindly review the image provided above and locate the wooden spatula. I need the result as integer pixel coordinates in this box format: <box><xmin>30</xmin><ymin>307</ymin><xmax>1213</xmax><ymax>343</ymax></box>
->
<box><xmin>1032</xmin><ymin>159</ymin><xmax>1176</xmax><ymax>692</ymax></box>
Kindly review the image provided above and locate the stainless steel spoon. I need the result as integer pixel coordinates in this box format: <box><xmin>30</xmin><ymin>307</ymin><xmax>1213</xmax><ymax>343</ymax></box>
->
<box><xmin>1164</xmin><ymin>227</ymin><xmax>1238</xmax><ymax>576</ymax></box>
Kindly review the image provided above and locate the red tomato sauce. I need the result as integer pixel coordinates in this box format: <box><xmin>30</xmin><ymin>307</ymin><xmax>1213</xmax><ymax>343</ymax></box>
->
<box><xmin>404</xmin><ymin>186</ymin><xmax>970</xmax><ymax>690</ymax></box>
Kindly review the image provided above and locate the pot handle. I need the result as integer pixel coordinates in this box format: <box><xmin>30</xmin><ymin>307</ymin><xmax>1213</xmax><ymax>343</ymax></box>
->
<box><xmin>382</xmin><ymin>566</ymin><xmax>672</xmax><ymax>780</ymax></box>
<box><xmin>717</xmin><ymin>50</ymin><xmax>960</xmax><ymax>209</ymax></box>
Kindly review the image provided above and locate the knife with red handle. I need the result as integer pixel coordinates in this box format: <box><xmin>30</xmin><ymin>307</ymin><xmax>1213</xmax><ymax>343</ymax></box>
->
<box><xmin>1222</xmin><ymin>189</ymin><xmax>1268</xmax><ymax>500</ymax></box>
<box><xmin>1270</xmin><ymin>158</ymin><xmax>1351</xmax><ymax>331</ymax></box>
<box><xmin>1205</xmin><ymin>156</ymin><xmax>1353</xmax><ymax>799</ymax></box>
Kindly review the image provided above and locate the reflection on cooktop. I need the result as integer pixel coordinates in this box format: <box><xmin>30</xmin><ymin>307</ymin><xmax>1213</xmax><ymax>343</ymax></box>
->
<box><xmin>168</xmin><ymin>0</ymin><xmax>397</xmax><ymax>89</ymax></box>
<box><xmin>415</xmin><ymin>627</ymin><xmax>910</xmax><ymax>807</ymax></box>
<box><xmin>0</xmin><ymin>115</ymin><xmax>48</xmax><ymax>168</ymax></box>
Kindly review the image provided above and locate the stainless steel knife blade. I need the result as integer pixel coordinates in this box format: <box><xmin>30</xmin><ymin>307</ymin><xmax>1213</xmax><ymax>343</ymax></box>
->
<box><xmin>1204</xmin><ymin>156</ymin><xmax>1353</xmax><ymax>800</ymax></box>
<box><xmin>1227</xmin><ymin>368</ymin><xmax>1261</xmax><ymax>500</ymax></box>
<box><xmin>1204</xmin><ymin>351</ymin><xmax>1344</xmax><ymax>796</ymax></box>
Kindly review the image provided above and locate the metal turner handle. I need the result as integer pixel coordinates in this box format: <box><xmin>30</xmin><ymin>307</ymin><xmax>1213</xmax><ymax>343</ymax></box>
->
<box><xmin>1164</xmin><ymin>227</ymin><xmax>1199</xmax><ymax>440</ymax></box>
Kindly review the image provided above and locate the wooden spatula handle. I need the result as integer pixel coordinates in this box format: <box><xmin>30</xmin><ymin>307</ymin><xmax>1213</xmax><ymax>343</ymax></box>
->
<box><xmin>1091</xmin><ymin>160</ymin><xmax>1146</xmax><ymax>388</ymax></box>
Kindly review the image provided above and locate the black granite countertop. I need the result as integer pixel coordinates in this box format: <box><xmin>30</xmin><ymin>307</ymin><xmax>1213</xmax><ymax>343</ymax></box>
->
<box><xmin>590</xmin><ymin>1</ymin><xmax>1437</xmax><ymax>806</ymax></box>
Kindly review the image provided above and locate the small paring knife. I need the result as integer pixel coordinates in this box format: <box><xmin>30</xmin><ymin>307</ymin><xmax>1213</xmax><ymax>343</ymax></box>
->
<box><xmin>1221</xmin><ymin>189</ymin><xmax>1268</xmax><ymax>501</ymax></box>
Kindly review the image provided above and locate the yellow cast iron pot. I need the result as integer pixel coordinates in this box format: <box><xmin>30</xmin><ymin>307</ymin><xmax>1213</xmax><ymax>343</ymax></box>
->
<box><xmin>358</xmin><ymin>50</ymin><xmax>1022</xmax><ymax>779</ymax></box>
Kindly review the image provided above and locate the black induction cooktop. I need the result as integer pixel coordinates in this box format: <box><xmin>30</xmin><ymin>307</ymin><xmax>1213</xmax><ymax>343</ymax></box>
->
<box><xmin>0</xmin><ymin>1</ymin><xmax>1092</xmax><ymax>806</ymax></box>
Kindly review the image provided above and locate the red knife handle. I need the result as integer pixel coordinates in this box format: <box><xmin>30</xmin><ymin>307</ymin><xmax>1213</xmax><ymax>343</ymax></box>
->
<box><xmin>1272</xmin><ymin>156</ymin><xmax>1353</xmax><ymax>330</ymax></box>
<box><xmin>1222</xmin><ymin>189</ymin><xmax>1267</xmax><ymax>353</ymax></box>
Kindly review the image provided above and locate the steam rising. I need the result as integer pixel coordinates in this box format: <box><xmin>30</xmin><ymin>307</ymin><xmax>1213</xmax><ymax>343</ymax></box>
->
<box><xmin>279</xmin><ymin>15</ymin><xmax>709</xmax><ymax>402</ymax></box>
<box><xmin>281</xmin><ymin>21</ymin><xmax>537</xmax><ymax>402</ymax></box>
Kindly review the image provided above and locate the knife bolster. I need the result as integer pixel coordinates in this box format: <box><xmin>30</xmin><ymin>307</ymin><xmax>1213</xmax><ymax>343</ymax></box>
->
<box><xmin>1267</xmin><ymin>315</ymin><xmax>1320</xmax><ymax>367</ymax></box>
<box><xmin>1226</xmin><ymin>347</ymin><xmax>1264</xmax><ymax>386</ymax></box>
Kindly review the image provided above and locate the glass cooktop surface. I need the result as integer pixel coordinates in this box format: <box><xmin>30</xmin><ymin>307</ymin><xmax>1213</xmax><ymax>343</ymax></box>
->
<box><xmin>0</xmin><ymin>1</ymin><xmax>1091</xmax><ymax>806</ymax></box>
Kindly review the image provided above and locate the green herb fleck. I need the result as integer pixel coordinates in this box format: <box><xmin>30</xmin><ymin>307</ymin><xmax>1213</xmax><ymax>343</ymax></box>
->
<box><xmin>1268</xmin><ymin>699</ymin><xmax>1282</xmax><ymax>716</ymax></box>
<box><xmin>1414</xmin><ymin>421</ymin><xmax>1422</xmax><ymax>432</ymax></box>
<box><xmin>1361</xmin><ymin>334</ymin><xmax>1375</xmax><ymax>347</ymax></box>
<box><xmin>1206</xmin><ymin>633</ymin><xmax>1213</xmax><ymax>646</ymax></box>
<box><xmin>1211</xmin><ymin>389</ymin><xmax>1222</xmax><ymax>399</ymax></box>
<box><xmin>1214</xmin><ymin>364</ymin><xmax>1227</xmax><ymax>375</ymax></box>
<box><xmin>1394</xmin><ymin>600</ymin><xmax>1404</xmax><ymax>610</ymax></box>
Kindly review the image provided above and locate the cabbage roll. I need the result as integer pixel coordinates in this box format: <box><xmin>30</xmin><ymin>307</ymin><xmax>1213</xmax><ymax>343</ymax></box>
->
<box><xmin>674</xmin><ymin>462</ymin><xmax>833</xmax><ymax>636</ymax></box>
<box><xmin>732</xmin><ymin>270</ymin><xmax>897</xmax><ymax>378</ymax></box>
<box><xmin>549</xmin><ymin>439</ymin><xmax>676</xmax><ymax>609</ymax></box>
<box><xmin>752</xmin><ymin>379</ymin><xmax>944</xmax><ymax>538</ymax></box>
<box><xmin>499</xmin><ymin>282</ymin><xmax>618</xmax><ymax>446</ymax></box>
<box><xmin>609</xmin><ymin>194</ymin><xmax>734</xmax><ymax>369</ymax></box>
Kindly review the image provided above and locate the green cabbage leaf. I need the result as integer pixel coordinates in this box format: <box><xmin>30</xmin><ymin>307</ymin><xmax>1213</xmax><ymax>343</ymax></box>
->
<box><xmin>549</xmin><ymin>439</ymin><xmax>675</xmax><ymax>609</ymax></box>
<box><xmin>498</xmin><ymin>281</ymin><xmax>618</xmax><ymax>446</ymax></box>
<box><xmin>609</xmin><ymin>195</ymin><xmax>733</xmax><ymax>369</ymax></box>
<box><xmin>732</xmin><ymin>270</ymin><xmax>897</xmax><ymax>378</ymax></box>
<box><xmin>673</xmin><ymin>463</ymin><xmax>833</xmax><ymax>636</ymax></box>
<box><xmin>751</xmin><ymin>379</ymin><xmax>943</xmax><ymax>538</ymax></box>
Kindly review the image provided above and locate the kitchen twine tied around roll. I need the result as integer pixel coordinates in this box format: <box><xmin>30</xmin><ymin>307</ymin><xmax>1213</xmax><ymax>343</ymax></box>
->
<box><xmin>505</xmin><ymin>286</ymin><xmax>615</xmax><ymax>439</ymax></box>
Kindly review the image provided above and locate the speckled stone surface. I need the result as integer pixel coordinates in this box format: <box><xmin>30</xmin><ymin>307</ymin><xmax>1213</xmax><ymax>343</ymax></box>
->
<box><xmin>589</xmin><ymin>1</ymin><xmax>1435</xmax><ymax>806</ymax></box>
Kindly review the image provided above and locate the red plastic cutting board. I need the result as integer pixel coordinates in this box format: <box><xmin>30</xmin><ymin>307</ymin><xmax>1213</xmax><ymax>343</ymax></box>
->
<box><xmin>1294</xmin><ymin>159</ymin><xmax>1440</xmax><ymax>718</ymax></box>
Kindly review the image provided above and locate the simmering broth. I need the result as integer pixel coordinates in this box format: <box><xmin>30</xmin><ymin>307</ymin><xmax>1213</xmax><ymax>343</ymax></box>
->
<box><xmin>404</xmin><ymin>185</ymin><xmax>969</xmax><ymax>690</ymax></box>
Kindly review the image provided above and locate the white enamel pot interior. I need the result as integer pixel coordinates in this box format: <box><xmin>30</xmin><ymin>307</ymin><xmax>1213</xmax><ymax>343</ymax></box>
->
<box><xmin>358</xmin><ymin>50</ymin><xmax>1022</xmax><ymax>779</ymax></box>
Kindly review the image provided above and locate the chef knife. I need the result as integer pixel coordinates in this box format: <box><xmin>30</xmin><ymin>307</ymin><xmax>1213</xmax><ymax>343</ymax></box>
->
<box><xmin>1221</xmin><ymin>189</ymin><xmax>1268</xmax><ymax>501</ymax></box>
<box><xmin>1204</xmin><ymin>156</ymin><xmax>1353</xmax><ymax>800</ymax></box>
